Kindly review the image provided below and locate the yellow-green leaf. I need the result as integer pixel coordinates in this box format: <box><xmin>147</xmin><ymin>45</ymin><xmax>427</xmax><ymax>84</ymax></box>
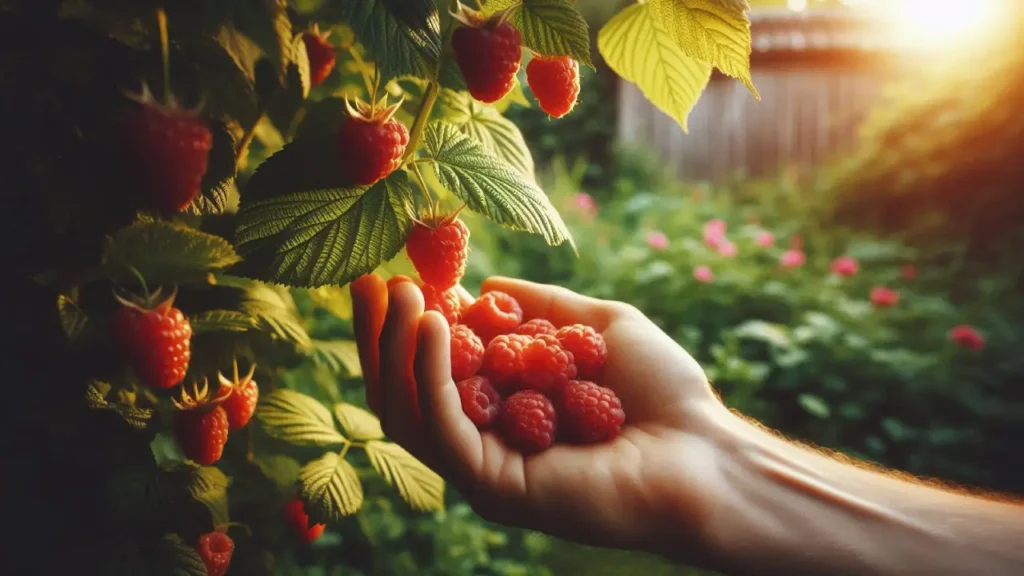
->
<box><xmin>440</xmin><ymin>90</ymin><xmax>536</xmax><ymax>183</ymax></box>
<box><xmin>103</xmin><ymin>220</ymin><xmax>241</xmax><ymax>286</ymax></box>
<box><xmin>364</xmin><ymin>440</ymin><xmax>445</xmax><ymax>512</ymax></box>
<box><xmin>334</xmin><ymin>403</ymin><xmax>383</xmax><ymax>440</ymax></box>
<box><xmin>648</xmin><ymin>0</ymin><xmax>759</xmax><ymax>97</ymax></box>
<box><xmin>298</xmin><ymin>452</ymin><xmax>364</xmax><ymax>522</ymax></box>
<box><xmin>598</xmin><ymin>3</ymin><xmax>713</xmax><ymax>133</ymax></box>
<box><xmin>505</xmin><ymin>0</ymin><xmax>593</xmax><ymax>68</ymax></box>
<box><xmin>188</xmin><ymin>309</ymin><xmax>259</xmax><ymax>335</ymax></box>
<box><xmin>483</xmin><ymin>0</ymin><xmax>521</xmax><ymax>15</ymax></box>
<box><xmin>256</xmin><ymin>389</ymin><xmax>347</xmax><ymax>447</ymax></box>
<box><xmin>308</xmin><ymin>285</ymin><xmax>353</xmax><ymax>319</ymax></box>
<box><xmin>308</xmin><ymin>340</ymin><xmax>362</xmax><ymax>376</ymax></box>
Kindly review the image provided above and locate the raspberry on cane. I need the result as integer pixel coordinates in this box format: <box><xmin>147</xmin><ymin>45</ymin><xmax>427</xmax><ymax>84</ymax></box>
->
<box><xmin>452</xmin><ymin>11</ymin><xmax>522</xmax><ymax>103</ymax></box>
<box><xmin>515</xmin><ymin>318</ymin><xmax>558</xmax><ymax>338</ymax></box>
<box><xmin>463</xmin><ymin>291</ymin><xmax>523</xmax><ymax>344</ymax></box>
<box><xmin>196</xmin><ymin>531</ymin><xmax>234</xmax><ymax>576</ymax></box>
<box><xmin>559</xmin><ymin>380</ymin><xmax>625</xmax><ymax>444</ymax></box>
<box><xmin>338</xmin><ymin>95</ymin><xmax>409</xmax><ymax>186</ymax></box>
<box><xmin>519</xmin><ymin>334</ymin><xmax>577</xmax><ymax>395</ymax></box>
<box><xmin>406</xmin><ymin>209</ymin><xmax>470</xmax><ymax>290</ymax></box>
<box><xmin>500</xmin><ymin>390</ymin><xmax>557</xmax><ymax>454</ymax></box>
<box><xmin>480</xmin><ymin>333</ymin><xmax>533</xmax><ymax>393</ymax></box>
<box><xmin>172</xmin><ymin>378</ymin><xmax>231</xmax><ymax>465</ymax></box>
<box><xmin>111</xmin><ymin>283</ymin><xmax>192</xmax><ymax>390</ymax></box>
<box><xmin>284</xmin><ymin>497</ymin><xmax>325</xmax><ymax>544</ymax></box>
<box><xmin>451</xmin><ymin>324</ymin><xmax>485</xmax><ymax>380</ymax></box>
<box><xmin>422</xmin><ymin>283</ymin><xmax>461</xmax><ymax>325</ymax></box>
<box><xmin>526</xmin><ymin>55</ymin><xmax>581</xmax><ymax>119</ymax></box>
<box><xmin>217</xmin><ymin>359</ymin><xmax>259</xmax><ymax>431</ymax></box>
<box><xmin>555</xmin><ymin>324</ymin><xmax>608</xmax><ymax>380</ymax></box>
<box><xmin>302</xmin><ymin>24</ymin><xmax>337</xmax><ymax>88</ymax></box>
<box><xmin>456</xmin><ymin>376</ymin><xmax>501</xmax><ymax>427</ymax></box>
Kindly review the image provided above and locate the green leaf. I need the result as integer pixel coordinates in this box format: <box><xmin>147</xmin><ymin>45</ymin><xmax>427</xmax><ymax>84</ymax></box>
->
<box><xmin>307</xmin><ymin>285</ymin><xmax>353</xmax><ymax>319</ymax></box>
<box><xmin>185</xmin><ymin>122</ymin><xmax>238</xmax><ymax>216</ymax></box>
<box><xmin>308</xmin><ymin>340</ymin><xmax>363</xmax><ymax>376</ymax></box>
<box><xmin>482</xmin><ymin>0</ymin><xmax>521</xmax><ymax>15</ymax></box>
<box><xmin>423</xmin><ymin>121</ymin><xmax>572</xmax><ymax>248</ymax></box>
<box><xmin>334</xmin><ymin>403</ymin><xmax>383</xmax><ymax>440</ymax></box>
<box><xmin>214</xmin><ymin>277</ymin><xmax>312</xmax><ymax>346</ymax></box>
<box><xmin>732</xmin><ymin>320</ymin><xmax>791</xmax><ymax>348</ymax></box>
<box><xmin>148</xmin><ymin>535</ymin><xmax>208</xmax><ymax>576</ymax></box>
<box><xmin>797</xmin><ymin>393</ymin><xmax>831</xmax><ymax>419</ymax></box>
<box><xmin>505</xmin><ymin>0</ymin><xmax>593</xmax><ymax>69</ymax></box>
<box><xmin>365</xmin><ymin>440</ymin><xmax>444</xmax><ymax>512</ymax></box>
<box><xmin>299</xmin><ymin>452</ymin><xmax>364</xmax><ymax>522</ymax></box>
<box><xmin>103</xmin><ymin>221</ymin><xmax>241</xmax><ymax>286</ymax></box>
<box><xmin>439</xmin><ymin>90</ymin><xmax>535</xmax><ymax>182</ymax></box>
<box><xmin>257</xmin><ymin>389</ymin><xmax>347</xmax><ymax>446</ymax></box>
<box><xmin>174</xmin><ymin>464</ymin><xmax>231</xmax><ymax>526</ymax></box>
<box><xmin>233</xmin><ymin>0</ymin><xmax>294</xmax><ymax>84</ymax></box>
<box><xmin>254</xmin><ymin>454</ymin><xmax>302</xmax><ymax>492</ymax></box>
<box><xmin>234</xmin><ymin>146</ymin><xmax>415</xmax><ymax>287</ymax></box>
<box><xmin>86</xmin><ymin>381</ymin><xmax>155</xmax><ymax>431</ymax></box>
<box><xmin>597</xmin><ymin>3</ymin><xmax>712</xmax><ymax>132</ymax></box>
<box><xmin>58</xmin><ymin>294</ymin><xmax>89</xmax><ymax>340</ymax></box>
<box><xmin>340</xmin><ymin>0</ymin><xmax>442</xmax><ymax>83</ymax></box>
<box><xmin>188</xmin><ymin>310</ymin><xmax>259</xmax><ymax>334</ymax></box>
<box><xmin>295</xmin><ymin>97</ymin><xmax>347</xmax><ymax>140</ymax></box>
<box><xmin>648</xmin><ymin>0</ymin><xmax>758</xmax><ymax>97</ymax></box>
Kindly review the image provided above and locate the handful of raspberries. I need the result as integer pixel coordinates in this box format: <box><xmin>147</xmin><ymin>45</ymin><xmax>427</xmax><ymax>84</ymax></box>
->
<box><xmin>405</xmin><ymin>215</ymin><xmax>626</xmax><ymax>454</ymax></box>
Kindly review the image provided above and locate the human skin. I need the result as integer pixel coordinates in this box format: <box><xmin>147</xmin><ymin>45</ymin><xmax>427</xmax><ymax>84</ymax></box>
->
<box><xmin>352</xmin><ymin>274</ymin><xmax>1024</xmax><ymax>576</ymax></box>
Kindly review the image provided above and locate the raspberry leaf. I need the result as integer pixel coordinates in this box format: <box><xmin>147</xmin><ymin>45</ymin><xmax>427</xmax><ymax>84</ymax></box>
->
<box><xmin>309</xmin><ymin>340</ymin><xmax>363</xmax><ymax>376</ymax></box>
<box><xmin>185</xmin><ymin>122</ymin><xmax>238</xmax><ymax>216</ymax></box>
<box><xmin>86</xmin><ymin>381</ymin><xmax>156</xmax><ymax>432</ymax></box>
<box><xmin>298</xmin><ymin>452</ymin><xmax>365</xmax><ymax>522</ymax></box>
<box><xmin>365</xmin><ymin>440</ymin><xmax>445</xmax><ymax>512</ymax></box>
<box><xmin>423</xmin><ymin>121</ymin><xmax>572</xmax><ymax>249</ymax></box>
<box><xmin>148</xmin><ymin>535</ymin><xmax>208</xmax><ymax>576</ymax></box>
<box><xmin>647</xmin><ymin>0</ymin><xmax>759</xmax><ymax>98</ymax></box>
<box><xmin>439</xmin><ymin>90</ymin><xmax>536</xmax><ymax>183</ymax></box>
<box><xmin>207</xmin><ymin>278</ymin><xmax>312</xmax><ymax>347</ymax></box>
<box><xmin>103</xmin><ymin>221</ymin><xmax>241</xmax><ymax>286</ymax></box>
<box><xmin>257</xmin><ymin>389</ymin><xmax>347</xmax><ymax>447</ymax></box>
<box><xmin>188</xmin><ymin>310</ymin><xmax>260</xmax><ymax>334</ymax></box>
<box><xmin>339</xmin><ymin>0</ymin><xmax>442</xmax><ymax>84</ymax></box>
<box><xmin>307</xmin><ymin>285</ymin><xmax>354</xmax><ymax>320</ymax></box>
<box><xmin>503</xmin><ymin>0</ymin><xmax>594</xmax><ymax>69</ymax></box>
<box><xmin>597</xmin><ymin>3</ymin><xmax>713</xmax><ymax>133</ymax></box>
<box><xmin>334</xmin><ymin>403</ymin><xmax>384</xmax><ymax>440</ymax></box>
<box><xmin>172</xmin><ymin>464</ymin><xmax>231</xmax><ymax>526</ymax></box>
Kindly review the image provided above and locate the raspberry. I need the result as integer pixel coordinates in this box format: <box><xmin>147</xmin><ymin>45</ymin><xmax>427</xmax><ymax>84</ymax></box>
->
<box><xmin>949</xmin><ymin>324</ymin><xmax>985</xmax><ymax>351</ymax></box>
<box><xmin>525</xmin><ymin>55</ymin><xmax>580</xmax><ymax>118</ymax></box>
<box><xmin>111</xmin><ymin>288</ymin><xmax>192</xmax><ymax>390</ymax></box>
<box><xmin>462</xmin><ymin>291</ymin><xmax>523</xmax><ymax>344</ymax></box>
<box><xmin>302</xmin><ymin>26</ymin><xmax>337</xmax><ymax>88</ymax></box>
<box><xmin>422</xmin><ymin>283</ymin><xmax>461</xmax><ymax>325</ymax></box>
<box><xmin>831</xmin><ymin>256</ymin><xmax>859</xmax><ymax>277</ymax></box>
<box><xmin>519</xmin><ymin>334</ymin><xmax>576</xmax><ymax>395</ymax></box>
<box><xmin>337</xmin><ymin>100</ymin><xmax>409</xmax><ymax>187</ymax></box>
<box><xmin>452</xmin><ymin>16</ymin><xmax>522</xmax><ymax>103</ymax></box>
<box><xmin>559</xmin><ymin>380</ymin><xmax>625</xmax><ymax>444</ymax></box>
<box><xmin>218</xmin><ymin>361</ymin><xmax>259</xmax><ymax>431</ymax></box>
<box><xmin>172</xmin><ymin>380</ymin><xmax>230</xmax><ymax>466</ymax></box>
<box><xmin>870</xmin><ymin>286</ymin><xmax>900</xmax><ymax>308</ymax></box>
<box><xmin>406</xmin><ymin>214</ymin><xmax>470</xmax><ymax>289</ymax></box>
<box><xmin>386</xmin><ymin>274</ymin><xmax>414</xmax><ymax>289</ymax></box>
<box><xmin>456</xmin><ymin>375</ymin><xmax>501</xmax><ymax>427</ymax></box>
<box><xmin>480</xmin><ymin>333</ymin><xmax>532</xmax><ymax>393</ymax></box>
<box><xmin>499</xmin><ymin>390</ymin><xmax>557</xmax><ymax>453</ymax></box>
<box><xmin>284</xmin><ymin>497</ymin><xmax>325</xmax><ymax>544</ymax></box>
<box><xmin>514</xmin><ymin>318</ymin><xmax>558</xmax><ymax>338</ymax></box>
<box><xmin>450</xmin><ymin>324</ymin><xmax>485</xmax><ymax>380</ymax></box>
<box><xmin>555</xmin><ymin>324</ymin><xmax>607</xmax><ymax>380</ymax></box>
<box><xmin>196</xmin><ymin>532</ymin><xmax>234</xmax><ymax>576</ymax></box>
<box><xmin>122</xmin><ymin>89</ymin><xmax>212</xmax><ymax>214</ymax></box>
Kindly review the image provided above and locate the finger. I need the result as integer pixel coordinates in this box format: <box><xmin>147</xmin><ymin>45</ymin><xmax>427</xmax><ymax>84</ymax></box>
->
<box><xmin>351</xmin><ymin>274</ymin><xmax>388</xmax><ymax>415</ymax></box>
<box><xmin>481</xmin><ymin>277</ymin><xmax>620</xmax><ymax>330</ymax></box>
<box><xmin>415</xmin><ymin>311</ymin><xmax>485</xmax><ymax>486</ymax></box>
<box><xmin>378</xmin><ymin>281</ymin><xmax>426</xmax><ymax>448</ymax></box>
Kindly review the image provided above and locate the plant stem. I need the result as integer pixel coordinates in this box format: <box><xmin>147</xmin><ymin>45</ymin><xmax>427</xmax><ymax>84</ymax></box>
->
<box><xmin>411</xmin><ymin>161</ymin><xmax>436</xmax><ymax>205</ymax></box>
<box><xmin>403</xmin><ymin>81</ymin><xmax>438</xmax><ymax>163</ymax></box>
<box><xmin>156</xmin><ymin>9</ymin><xmax>171</xmax><ymax>105</ymax></box>
<box><xmin>236</xmin><ymin>103</ymin><xmax>268</xmax><ymax>170</ymax></box>
<box><xmin>339</xmin><ymin>440</ymin><xmax>353</xmax><ymax>459</ymax></box>
<box><xmin>348</xmin><ymin>46</ymin><xmax>376</xmax><ymax>98</ymax></box>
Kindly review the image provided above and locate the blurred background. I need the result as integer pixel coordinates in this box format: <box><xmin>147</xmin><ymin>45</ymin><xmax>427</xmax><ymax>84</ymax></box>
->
<box><xmin>276</xmin><ymin>0</ymin><xmax>1024</xmax><ymax>573</ymax></box>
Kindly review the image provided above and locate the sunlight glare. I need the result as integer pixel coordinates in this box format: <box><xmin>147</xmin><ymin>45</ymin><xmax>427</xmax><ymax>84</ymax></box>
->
<box><xmin>878</xmin><ymin>0</ymin><xmax>1004</xmax><ymax>50</ymax></box>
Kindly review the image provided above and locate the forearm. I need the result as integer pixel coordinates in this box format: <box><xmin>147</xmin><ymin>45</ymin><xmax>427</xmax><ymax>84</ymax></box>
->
<box><xmin>692</xmin><ymin>409</ymin><xmax>1024</xmax><ymax>575</ymax></box>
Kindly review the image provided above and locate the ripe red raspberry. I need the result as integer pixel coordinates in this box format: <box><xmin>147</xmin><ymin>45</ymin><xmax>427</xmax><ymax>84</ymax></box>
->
<box><xmin>480</xmin><ymin>333</ymin><xmax>532</xmax><ymax>393</ymax></box>
<box><xmin>386</xmin><ymin>274</ymin><xmax>414</xmax><ymax>289</ymax></box>
<box><xmin>514</xmin><ymin>318</ymin><xmax>558</xmax><ymax>338</ymax></box>
<box><xmin>111</xmin><ymin>288</ymin><xmax>192</xmax><ymax>390</ymax></box>
<box><xmin>499</xmin><ymin>390</ymin><xmax>557</xmax><ymax>453</ymax></box>
<box><xmin>559</xmin><ymin>380</ymin><xmax>625</xmax><ymax>444</ymax></box>
<box><xmin>452</xmin><ymin>16</ymin><xmax>522</xmax><ymax>103</ymax></box>
<box><xmin>450</xmin><ymin>324</ymin><xmax>485</xmax><ymax>380</ymax></box>
<box><xmin>302</xmin><ymin>26</ymin><xmax>337</xmax><ymax>87</ymax></box>
<box><xmin>196</xmin><ymin>532</ymin><xmax>234</xmax><ymax>576</ymax></box>
<box><xmin>406</xmin><ymin>213</ymin><xmax>470</xmax><ymax>289</ymax></box>
<box><xmin>337</xmin><ymin>98</ymin><xmax>409</xmax><ymax>186</ymax></box>
<box><xmin>218</xmin><ymin>361</ymin><xmax>259</xmax><ymax>431</ymax></box>
<box><xmin>422</xmin><ymin>283</ymin><xmax>461</xmax><ymax>325</ymax></box>
<box><xmin>462</xmin><ymin>291</ymin><xmax>523</xmax><ymax>344</ymax></box>
<box><xmin>285</xmin><ymin>497</ymin><xmax>325</xmax><ymax>543</ymax></box>
<box><xmin>870</xmin><ymin>286</ymin><xmax>900</xmax><ymax>308</ymax></box>
<box><xmin>555</xmin><ymin>324</ymin><xmax>607</xmax><ymax>380</ymax></box>
<box><xmin>519</xmin><ymin>334</ymin><xmax>576</xmax><ymax>395</ymax></box>
<box><xmin>172</xmin><ymin>379</ymin><xmax>230</xmax><ymax>465</ymax></box>
<box><xmin>526</xmin><ymin>55</ymin><xmax>580</xmax><ymax>118</ymax></box>
<box><xmin>122</xmin><ymin>88</ymin><xmax>213</xmax><ymax>213</ymax></box>
<box><xmin>456</xmin><ymin>375</ymin><xmax>501</xmax><ymax>427</ymax></box>
<box><xmin>949</xmin><ymin>324</ymin><xmax>985</xmax><ymax>351</ymax></box>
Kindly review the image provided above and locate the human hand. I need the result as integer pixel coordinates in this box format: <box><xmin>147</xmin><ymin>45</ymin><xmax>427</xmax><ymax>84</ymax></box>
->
<box><xmin>352</xmin><ymin>275</ymin><xmax>734</xmax><ymax>563</ymax></box>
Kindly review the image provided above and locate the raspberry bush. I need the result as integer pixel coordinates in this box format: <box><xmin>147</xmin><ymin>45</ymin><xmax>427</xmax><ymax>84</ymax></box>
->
<box><xmin>3</xmin><ymin>0</ymin><xmax>760</xmax><ymax>573</ymax></box>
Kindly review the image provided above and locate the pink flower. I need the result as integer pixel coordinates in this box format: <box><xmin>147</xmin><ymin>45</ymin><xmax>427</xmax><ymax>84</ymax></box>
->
<box><xmin>902</xmin><ymin>264</ymin><xmax>917</xmax><ymax>280</ymax></box>
<box><xmin>574</xmin><ymin>192</ymin><xmax>598</xmax><ymax>219</ymax></box>
<box><xmin>703</xmin><ymin>219</ymin><xmax>727</xmax><ymax>248</ymax></box>
<box><xmin>755</xmin><ymin>231</ymin><xmax>775</xmax><ymax>248</ymax></box>
<box><xmin>780</xmin><ymin>249</ymin><xmax>806</xmax><ymax>269</ymax></box>
<box><xmin>693</xmin><ymin>265</ymin><xmax>713</xmax><ymax>283</ymax></box>
<box><xmin>949</xmin><ymin>325</ymin><xmax>985</xmax><ymax>351</ymax></box>
<box><xmin>717</xmin><ymin>241</ymin><xmax>737</xmax><ymax>257</ymax></box>
<box><xmin>870</xmin><ymin>286</ymin><xmax>900</xmax><ymax>308</ymax></box>
<box><xmin>646</xmin><ymin>231</ymin><xmax>668</xmax><ymax>250</ymax></box>
<box><xmin>831</xmin><ymin>256</ymin><xmax>859</xmax><ymax>277</ymax></box>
